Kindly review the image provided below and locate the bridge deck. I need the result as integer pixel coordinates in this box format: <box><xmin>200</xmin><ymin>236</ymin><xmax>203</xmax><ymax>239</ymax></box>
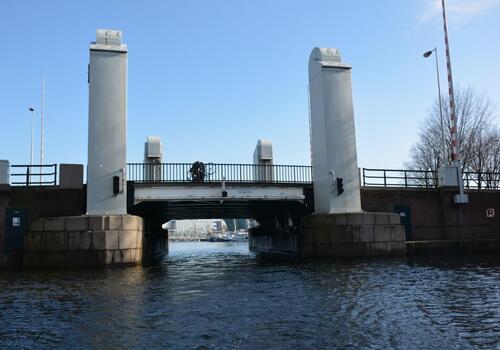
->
<box><xmin>128</xmin><ymin>162</ymin><xmax>314</xmax><ymax>218</ymax></box>
<box><xmin>132</xmin><ymin>182</ymin><xmax>312</xmax><ymax>204</ymax></box>
<box><xmin>129</xmin><ymin>178</ymin><xmax>314</xmax><ymax>220</ymax></box>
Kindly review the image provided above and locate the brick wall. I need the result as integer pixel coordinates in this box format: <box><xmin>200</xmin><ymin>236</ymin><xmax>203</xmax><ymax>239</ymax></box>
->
<box><xmin>361</xmin><ymin>188</ymin><xmax>500</xmax><ymax>241</ymax></box>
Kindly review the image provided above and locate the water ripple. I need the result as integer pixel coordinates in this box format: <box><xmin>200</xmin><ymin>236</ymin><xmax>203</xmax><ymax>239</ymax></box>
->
<box><xmin>0</xmin><ymin>242</ymin><xmax>499</xmax><ymax>349</ymax></box>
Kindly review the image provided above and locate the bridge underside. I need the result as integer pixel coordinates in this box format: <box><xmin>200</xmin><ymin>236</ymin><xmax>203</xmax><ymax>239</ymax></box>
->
<box><xmin>129</xmin><ymin>199</ymin><xmax>310</xmax><ymax>222</ymax></box>
<box><xmin>128</xmin><ymin>182</ymin><xmax>314</xmax><ymax>222</ymax></box>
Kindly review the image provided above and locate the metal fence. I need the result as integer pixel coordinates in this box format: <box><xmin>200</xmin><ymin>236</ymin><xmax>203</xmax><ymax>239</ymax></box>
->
<box><xmin>463</xmin><ymin>171</ymin><xmax>500</xmax><ymax>190</ymax></box>
<box><xmin>10</xmin><ymin>164</ymin><xmax>58</xmax><ymax>186</ymax></box>
<box><xmin>362</xmin><ymin>168</ymin><xmax>438</xmax><ymax>188</ymax></box>
<box><xmin>362</xmin><ymin>168</ymin><xmax>500</xmax><ymax>190</ymax></box>
<box><xmin>127</xmin><ymin>163</ymin><xmax>313</xmax><ymax>184</ymax></box>
<box><xmin>9</xmin><ymin>163</ymin><xmax>497</xmax><ymax>190</ymax></box>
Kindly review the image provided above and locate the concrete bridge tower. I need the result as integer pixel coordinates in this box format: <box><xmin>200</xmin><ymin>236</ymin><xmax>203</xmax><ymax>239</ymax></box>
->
<box><xmin>308</xmin><ymin>48</ymin><xmax>361</xmax><ymax>213</ymax></box>
<box><xmin>87</xmin><ymin>29</ymin><xmax>128</xmax><ymax>215</ymax></box>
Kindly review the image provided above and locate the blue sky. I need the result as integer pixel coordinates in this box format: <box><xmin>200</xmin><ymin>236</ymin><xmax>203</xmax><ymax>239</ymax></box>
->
<box><xmin>1</xmin><ymin>0</ymin><xmax>499</xmax><ymax>168</ymax></box>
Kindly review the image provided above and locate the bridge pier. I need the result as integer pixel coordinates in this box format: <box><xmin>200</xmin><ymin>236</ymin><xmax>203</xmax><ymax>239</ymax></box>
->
<box><xmin>19</xmin><ymin>29</ymin><xmax>145</xmax><ymax>268</ymax></box>
<box><xmin>24</xmin><ymin>215</ymin><xmax>143</xmax><ymax>268</ymax></box>
<box><xmin>302</xmin><ymin>213</ymin><xmax>406</xmax><ymax>257</ymax></box>
<box><xmin>249</xmin><ymin>212</ymin><xmax>406</xmax><ymax>257</ymax></box>
<box><xmin>143</xmin><ymin>216</ymin><xmax>169</xmax><ymax>262</ymax></box>
<box><xmin>249</xmin><ymin>47</ymin><xmax>408</xmax><ymax>258</ymax></box>
<box><xmin>249</xmin><ymin>208</ymin><xmax>304</xmax><ymax>255</ymax></box>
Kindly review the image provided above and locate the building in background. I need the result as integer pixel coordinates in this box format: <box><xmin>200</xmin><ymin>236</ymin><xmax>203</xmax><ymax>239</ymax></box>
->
<box><xmin>164</xmin><ymin>218</ymin><xmax>257</xmax><ymax>241</ymax></box>
<box><xmin>164</xmin><ymin>219</ymin><xmax>228</xmax><ymax>241</ymax></box>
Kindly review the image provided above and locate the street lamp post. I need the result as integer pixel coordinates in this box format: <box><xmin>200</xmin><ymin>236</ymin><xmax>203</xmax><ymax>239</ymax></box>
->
<box><xmin>423</xmin><ymin>48</ymin><xmax>446</xmax><ymax>163</ymax></box>
<box><xmin>28</xmin><ymin>107</ymin><xmax>35</xmax><ymax>166</ymax></box>
<box><xmin>28</xmin><ymin>107</ymin><xmax>35</xmax><ymax>186</ymax></box>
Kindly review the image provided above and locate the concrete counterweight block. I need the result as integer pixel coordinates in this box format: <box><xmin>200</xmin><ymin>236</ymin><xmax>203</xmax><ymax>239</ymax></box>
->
<box><xmin>302</xmin><ymin>212</ymin><xmax>406</xmax><ymax>257</ymax></box>
<box><xmin>24</xmin><ymin>214</ymin><xmax>143</xmax><ymax>268</ymax></box>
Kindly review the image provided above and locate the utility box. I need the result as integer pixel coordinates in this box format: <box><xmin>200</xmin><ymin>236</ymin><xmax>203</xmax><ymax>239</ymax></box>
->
<box><xmin>437</xmin><ymin>165</ymin><xmax>469</xmax><ymax>203</ymax></box>
<box><xmin>144</xmin><ymin>136</ymin><xmax>163</xmax><ymax>182</ymax></box>
<box><xmin>60</xmin><ymin>164</ymin><xmax>84</xmax><ymax>189</ymax></box>
<box><xmin>437</xmin><ymin>166</ymin><xmax>459</xmax><ymax>187</ymax></box>
<box><xmin>0</xmin><ymin>160</ymin><xmax>9</xmax><ymax>184</ymax></box>
<box><xmin>253</xmin><ymin>139</ymin><xmax>273</xmax><ymax>182</ymax></box>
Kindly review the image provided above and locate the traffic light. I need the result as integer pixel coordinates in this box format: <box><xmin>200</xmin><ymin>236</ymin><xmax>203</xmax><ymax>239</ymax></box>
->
<box><xmin>336</xmin><ymin>177</ymin><xmax>344</xmax><ymax>196</ymax></box>
<box><xmin>113</xmin><ymin>175</ymin><xmax>120</xmax><ymax>196</ymax></box>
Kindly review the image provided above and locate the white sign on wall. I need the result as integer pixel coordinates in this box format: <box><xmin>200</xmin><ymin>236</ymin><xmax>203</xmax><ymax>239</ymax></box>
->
<box><xmin>12</xmin><ymin>217</ymin><xmax>21</xmax><ymax>227</ymax></box>
<box><xmin>486</xmin><ymin>208</ymin><xmax>495</xmax><ymax>218</ymax></box>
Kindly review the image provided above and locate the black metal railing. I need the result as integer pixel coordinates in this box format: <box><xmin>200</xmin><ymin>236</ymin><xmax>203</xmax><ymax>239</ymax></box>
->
<box><xmin>127</xmin><ymin>162</ymin><xmax>313</xmax><ymax>184</ymax></box>
<box><xmin>10</xmin><ymin>164</ymin><xmax>58</xmax><ymax>186</ymax></box>
<box><xmin>362</xmin><ymin>168</ymin><xmax>438</xmax><ymax>188</ymax></box>
<box><xmin>362</xmin><ymin>168</ymin><xmax>500</xmax><ymax>190</ymax></box>
<box><xmin>463</xmin><ymin>171</ymin><xmax>500</xmax><ymax>190</ymax></box>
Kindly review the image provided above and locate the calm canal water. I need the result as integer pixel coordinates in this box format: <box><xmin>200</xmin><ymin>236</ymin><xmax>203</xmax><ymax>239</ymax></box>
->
<box><xmin>0</xmin><ymin>241</ymin><xmax>499</xmax><ymax>349</ymax></box>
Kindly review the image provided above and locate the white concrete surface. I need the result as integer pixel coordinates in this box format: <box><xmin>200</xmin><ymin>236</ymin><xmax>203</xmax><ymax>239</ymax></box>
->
<box><xmin>308</xmin><ymin>48</ymin><xmax>361</xmax><ymax>213</ymax></box>
<box><xmin>87</xmin><ymin>29</ymin><xmax>128</xmax><ymax>215</ymax></box>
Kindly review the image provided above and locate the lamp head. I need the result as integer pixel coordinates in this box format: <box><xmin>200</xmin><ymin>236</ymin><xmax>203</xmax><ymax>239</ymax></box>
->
<box><xmin>423</xmin><ymin>50</ymin><xmax>434</xmax><ymax>58</ymax></box>
<box><xmin>29</xmin><ymin>107</ymin><xmax>34</xmax><ymax>112</ymax></box>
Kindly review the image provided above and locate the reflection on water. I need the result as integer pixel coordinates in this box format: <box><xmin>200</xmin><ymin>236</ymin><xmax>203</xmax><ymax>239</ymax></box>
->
<box><xmin>0</xmin><ymin>242</ymin><xmax>499</xmax><ymax>349</ymax></box>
